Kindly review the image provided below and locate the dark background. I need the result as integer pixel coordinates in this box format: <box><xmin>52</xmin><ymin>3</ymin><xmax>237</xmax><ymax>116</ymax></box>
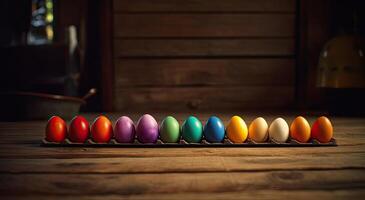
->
<box><xmin>0</xmin><ymin>0</ymin><xmax>364</xmax><ymax>116</ymax></box>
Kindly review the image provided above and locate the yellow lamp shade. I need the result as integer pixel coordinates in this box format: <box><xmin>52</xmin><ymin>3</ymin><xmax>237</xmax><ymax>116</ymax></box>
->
<box><xmin>317</xmin><ymin>35</ymin><xmax>365</xmax><ymax>88</ymax></box>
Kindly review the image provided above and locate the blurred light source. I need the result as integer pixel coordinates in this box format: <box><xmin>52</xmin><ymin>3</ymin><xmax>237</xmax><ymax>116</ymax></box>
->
<box><xmin>317</xmin><ymin>35</ymin><xmax>365</xmax><ymax>88</ymax></box>
<box><xmin>27</xmin><ymin>0</ymin><xmax>54</xmax><ymax>45</ymax></box>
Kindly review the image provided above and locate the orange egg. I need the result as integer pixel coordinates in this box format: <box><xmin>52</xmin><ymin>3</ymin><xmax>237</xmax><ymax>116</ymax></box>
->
<box><xmin>311</xmin><ymin>116</ymin><xmax>333</xmax><ymax>143</ymax></box>
<box><xmin>91</xmin><ymin>115</ymin><xmax>113</xmax><ymax>143</ymax></box>
<box><xmin>290</xmin><ymin>116</ymin><xmax>311</xmax><ymax>143</ymax></box>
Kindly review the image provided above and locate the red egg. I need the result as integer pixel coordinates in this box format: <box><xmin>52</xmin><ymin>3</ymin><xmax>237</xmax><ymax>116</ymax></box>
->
<box><xmin>45</xmin><ymin>116</ymin><xmax>67</xmax><ymax>142</ymax></box>
<box><xmin>69</xmin><ymin>116</ymin><xmax>90</xmax><ymax>143</ymax></box>
<box><xmin>91</xmin><ymin>115</ymin><xmax>113</xmax><ymax>143</ymax></box>
<box><xmin>311</xmin><ymin>116</ymin><xmax>333</xmax><ymax>143</ymax></box>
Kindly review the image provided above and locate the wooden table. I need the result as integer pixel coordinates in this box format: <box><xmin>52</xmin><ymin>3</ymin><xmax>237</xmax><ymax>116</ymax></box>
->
<box><xmin>0</xmin><ymin>113</ymin><xmax>364</xmax><ymax>199</ymax></box>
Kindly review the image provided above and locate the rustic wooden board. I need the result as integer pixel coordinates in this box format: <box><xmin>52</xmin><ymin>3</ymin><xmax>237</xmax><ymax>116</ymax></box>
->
<box><xmin>114</xmin><ymin>59</ymin><xmax>295</xmax><ymax>86</ymax></box>
<box><xmin>113</xmin><ymin>0</ymin><xmax>296</xmax><ymax>12</ymax></box>
<box><xmin>113</xmin><ymin>39</ymin><xmax>295</xmax><ymax>57</ymax></box>
<box><xmin>113</xmin><ymin>14</ymin><xmax>295</xmax><ymax>37</ymax></box>
<box><xmin>0</xmin><ymin>114</ymin><xmax>364</xmax><ymax>199</ymax></box>
<box><xmin>112</xmin><ymin>1</ymin><xmax>297</xmax><ymax>111</ymax></box>
<box><xmin>3</xmin><ymin>190</ymin><xmax>364</xmax><ymax>200</ymax></box>
<box><xmin>0</xmin><ymin>143</ymin><xmax>364</xmax><ymax>159</ymax></box>
<box><xmin>1</xmin><ymin>153</ymin><xmax>364</xmax><ymax>174</ymax></box>
<box><xmin>114</xmin><ymin>86</ymin><xmax>295</xmax><ymax>111</ymax></box>
<box><xmin>0</xmin><ymin>170</ymin><xmax>364</xmax><ymax>196</ymax></box>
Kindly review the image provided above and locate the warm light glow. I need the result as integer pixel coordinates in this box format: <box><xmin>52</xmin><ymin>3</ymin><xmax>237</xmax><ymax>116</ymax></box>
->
<box><xmin>46</xmin><ymin>0</ymin><xmax>53</xmax><ymax>9</ymax></box>
<box><xmin>46</xmin><ymin>13</ymin><xmax>53</xmax><ymax>22</ymax></box>
<box><xmin>46</xmin><ymin>25</ymin><xmax>54</xmax><ymax>41</ymax></box>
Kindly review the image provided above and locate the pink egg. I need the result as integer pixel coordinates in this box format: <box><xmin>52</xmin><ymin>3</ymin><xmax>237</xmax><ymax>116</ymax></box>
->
<box><xmin>114</xmin><ymin>116</ymin><xmax>136</xmax><ymax>143</ymax></box>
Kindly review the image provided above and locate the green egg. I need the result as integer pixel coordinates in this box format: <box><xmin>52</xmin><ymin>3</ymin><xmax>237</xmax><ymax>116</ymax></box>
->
<box><xmin>181</xmin><ymin>116</ymin><xmax>203</xmax><ymax>143</ymax></box>
<box><xmin>160</xmin><ymin>116</ymin><xmax>180</xmax><ymax>143</ymax></box>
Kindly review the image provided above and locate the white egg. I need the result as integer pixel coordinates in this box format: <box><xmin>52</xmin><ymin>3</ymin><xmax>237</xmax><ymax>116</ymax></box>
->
<box><xmin>248</xmin><ymin>117</ymin><xmax>268</xmax><ymax>142</ymax></box>
<box><xmin>269</xmin><ymin>117</ymin><xmax>289</xmax><ymax>143</ymax></box>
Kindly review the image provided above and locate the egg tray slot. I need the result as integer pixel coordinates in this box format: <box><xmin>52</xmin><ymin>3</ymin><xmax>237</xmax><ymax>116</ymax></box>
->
<box><xmin>41</xmin><ymin>137</ymin><xmax>337</xmax><ymax>147</ymax></box>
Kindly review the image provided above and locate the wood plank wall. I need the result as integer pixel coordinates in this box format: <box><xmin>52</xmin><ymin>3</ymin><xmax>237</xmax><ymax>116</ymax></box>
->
<box><xmin>112</xmin><ymin>0</ymin><xmax>296</xmax><ymax>111</ymax></box>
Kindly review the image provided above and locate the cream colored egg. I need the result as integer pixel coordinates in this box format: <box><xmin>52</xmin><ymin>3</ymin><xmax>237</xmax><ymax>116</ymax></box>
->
<box><xmin>248</xmin><ymin>117</ymin><xmax>268</xmax><ymax>142</ymax></box>
<box><xmin>269</xmin><ymin>117</ymin><xmax>289</xmax><ymax>143</ymax></box>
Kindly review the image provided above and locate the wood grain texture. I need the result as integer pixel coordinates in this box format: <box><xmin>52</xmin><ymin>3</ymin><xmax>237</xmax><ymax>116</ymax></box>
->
<box><xmin>114</xmin><ymin>86</ymin><xmax>295</xmax><ymax>111</ymax></box>
<box><xmin>113</xmin><ymin>39</ymin><xmax>295</xmax><ymax>57</ymax></box>
<box><xmin>2</xmin><ymin>189</ymin><xmax>365</xmax><ymax>200</ymax></box>
<box><xmin>1</xmin><ymin>154</ymin><xmax>365</xmax><ymax>174</ymax></box>
<box><xmin>0</xmin><ymin>170</ymin><xmax>364</xmax><ymax>196</ymax></box>
<box><xmin>0</xmin><ymin>142</ymin><xmax>364</xmax><ymax>159</ymax></box>
<box><xmin>112</xmin><ymin>1</ymin><xmax>297</xmax><ymax>111</ymax></box>
<box><xmin>0</xmin><ymin>114</ymin><xmax>364</xmax><ymax>199</ymax></box>
<box><xmin>3</xmin><ymin>191</ymin><xmax>365</xmax><ymax>200</ymax></box>
<box><xmin>114</xmin><ymin>58</ymin><xmax>295</xmax><ymax>86</ymax></box>
<box><xmin>113</xmin><ymin>14</ymin><xmax>295</xmax><ymax>37</ymax></box>
<box><xmin>113</xmin><ymin>0</ymin><xmax>296</xmax><ymax>12</ymax></box>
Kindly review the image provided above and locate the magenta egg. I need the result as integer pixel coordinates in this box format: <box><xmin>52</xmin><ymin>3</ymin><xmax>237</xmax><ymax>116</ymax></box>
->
<box><xmin>136</xmin><ymin>114</ymin><xmax>159</xmax><ymax>143</ymax></box>
<box><xmin>114</xmin><ymin>116</ymin><xmax>136</xmax><ymax>143</ymax></box>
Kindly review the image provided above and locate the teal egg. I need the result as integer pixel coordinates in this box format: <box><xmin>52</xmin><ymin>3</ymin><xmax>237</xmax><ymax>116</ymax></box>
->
<box><xmin>160</xmin><ymin>116</ymin><xmax>180</xmax><ymax>143</ymax></box>
<box><xmin>181</xmin><ymin>116</ymin><xmax>203</xmax><ymax>143</ymax></box>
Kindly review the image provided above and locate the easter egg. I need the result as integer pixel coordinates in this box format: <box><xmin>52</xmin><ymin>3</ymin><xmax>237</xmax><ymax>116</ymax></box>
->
<box><xmin>311</xmin><ymin>116</ymin><xmax>333</xmax><ymax>143</ymax></box>
<box><xmin>226</xmin><ymin>116</ymin><xmax>248</xmax><ymax>143</ymax></box>
<box><xmin>203</xmin><ymin>116</ymin><xmax>225</xmax><ymax>143</ymax></box>
<box><xmin>69</xmin><ymin>116</ymin><xmax>90</xmax><ymax>143</ymax></box>
<box><xmin>136</xmin><ymin>114</ymin><xmax>159</xmax><ymax>143</ymax></box>
<box><xmin>181</xmin><ymin>116</ymin><xmax>203</xmax><ymax>143</ymax></box>
<box><xmin>290</xmin><ymin>116</ymin><xmax>311</xmax><ymax>143</ymax></box>
<box><xmin>91</xmin><ymin>115</ymin><xmax>113</xmax><ymax>143</ymax></box>
<box><xmin>160</xmin><ymin>116</ymin><xmax>180</xmax><ymax>143</ymax></box>
<box><xmin>268</xmin><ymin>117</ymin><xmax>289</xmax><ymax>143</ymax></box>
<box><xmin>248</xmin><ymin>117</ymin><xmax>268</xmax><ymax>142</ymax></box>
<box><xmin>45</xmin><ymin>116</ymin><xmax>67</xmax><ymax>142</ymax></box>
<box><xmin>115</xmin><ymin>116</ymin><xmax>136</xmax><ymax>143</ymax></box>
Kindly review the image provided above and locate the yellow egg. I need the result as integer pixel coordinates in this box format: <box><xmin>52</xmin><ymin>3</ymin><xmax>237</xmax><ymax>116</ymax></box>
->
<box><xmin>226</xmin><ymin>116</ymin><xmax>248</xmax><ymax>143</ymax></box>
<box><xmin>248</xmin><ymin>117</ymin><xmax>268</xmax><ymax>142</ymax></box>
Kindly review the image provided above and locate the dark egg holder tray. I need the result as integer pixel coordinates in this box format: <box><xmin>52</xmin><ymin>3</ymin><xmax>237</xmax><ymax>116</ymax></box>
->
<box><xmin>41</xmin><ymin>137</ymin><xmax>337</xmax><ymax>147</ymax></box>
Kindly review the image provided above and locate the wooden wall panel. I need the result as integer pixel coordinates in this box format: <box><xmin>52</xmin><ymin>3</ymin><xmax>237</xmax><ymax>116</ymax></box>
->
<box><xmin>114</xmin><ymin>86</ymin><xmax>295</xmax><ymax>111</ymax></box>
<box><xmin>114</xmin><ymin>59</ymin><xmax>295</xmax><ymax>86</ymax></box>
<box><xmin>112</xmin><ymin>0</ymin><xmax>297</xmax><ymax>111</ymax></box>
<box><xmin>114</xmin><ymin>0</ymin><xmax>295</xmax><ymax>12</ymax></box>
<box><xmin>114</xmin><ymin>14</ymin><xmax>295</xmax><ymax>37</ymax></box>
<box><xmin>114</xmin><ymin>39</ymin><xmax>295</xmax><ymax>57</ymax></box>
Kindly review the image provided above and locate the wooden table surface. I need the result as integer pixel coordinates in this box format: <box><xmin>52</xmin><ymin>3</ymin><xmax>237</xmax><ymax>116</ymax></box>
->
<box><xmin>0</xmin><ymin>113</ymin><xmax>364</xmax><ymax>199</ymax></box>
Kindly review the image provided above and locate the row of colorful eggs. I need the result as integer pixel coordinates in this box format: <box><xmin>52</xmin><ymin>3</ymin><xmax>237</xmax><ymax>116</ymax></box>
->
<box><xmin>45</xmin><ymin>114</ymin><xmax>333</xmax><ymax>144</ymax></box>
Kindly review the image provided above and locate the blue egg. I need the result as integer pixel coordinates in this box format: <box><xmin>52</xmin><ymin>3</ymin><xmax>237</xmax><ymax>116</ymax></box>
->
<box><xmin>203</xmin><ymin>116</ymin><xmax>225</xmax><ymax>143</ymax></box>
